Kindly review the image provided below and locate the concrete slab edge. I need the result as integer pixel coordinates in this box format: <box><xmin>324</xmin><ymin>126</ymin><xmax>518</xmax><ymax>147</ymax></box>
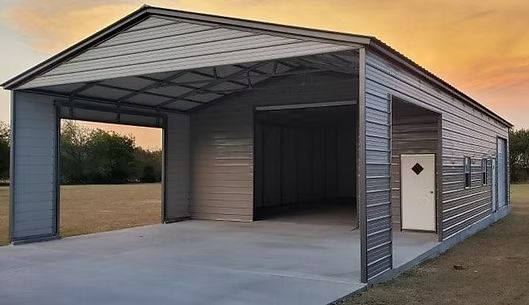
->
<box><xmin>371</xmin><ymin>205</ymin><xmax>511</xmax><ymax>284</ymax></box>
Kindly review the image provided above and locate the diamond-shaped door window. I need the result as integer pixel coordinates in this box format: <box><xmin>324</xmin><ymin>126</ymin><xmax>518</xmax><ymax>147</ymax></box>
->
<box><xmin>411</xmin><ymin>163</ymin><xmax>424</xmax><ymax>175</ymax></box>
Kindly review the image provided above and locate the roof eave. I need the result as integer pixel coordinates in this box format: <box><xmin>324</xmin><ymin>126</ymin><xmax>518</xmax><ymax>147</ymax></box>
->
<box><xmin>367</xmin><ymin>39</ymin><xmax>513</xmax><ymax>128</ymax></box>
<box><xmin>1</xmin><ymin>6</ymin><xmax>150</xmax><ymax>90</ymax></box>
<box><xmin>145</xmin><ymin>6</ymin><xmax>372</xmax><ymax>47</ymax></box>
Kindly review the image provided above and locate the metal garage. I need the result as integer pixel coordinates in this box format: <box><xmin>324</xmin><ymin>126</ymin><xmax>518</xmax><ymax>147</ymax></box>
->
<box><xmin>2</xmin><ymin>5</ymin><xmax>512</xmax><ymax>284</ymax></box>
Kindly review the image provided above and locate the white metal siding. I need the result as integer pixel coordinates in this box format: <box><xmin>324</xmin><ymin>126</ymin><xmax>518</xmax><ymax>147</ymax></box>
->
<box><xmin>11</xmin><ymin>92</ymin><xmax>57</xmax><ymax>241</ymax></box>
<box><xmin>165</xmin><ymin>113</ymin><xmax>190</xmax><ymax>221</ymax></box>
<box><xmin>190</xmin><ymin>73</ymin><xmax>357</xmax><ymax>221</ymax></box>
<box><xmin>365</xmin><ymin>50</ymin><xmax>509</xmax><ymax>242</ymax></box>
<box><xmin>21</xmin><ymin>17</ymin><xmax>353</xmax><ymax>89</ymax></box>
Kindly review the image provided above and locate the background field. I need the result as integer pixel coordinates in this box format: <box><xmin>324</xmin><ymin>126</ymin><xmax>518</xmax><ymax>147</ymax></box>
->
<box><xmin>0</xmin><ymin>183</ymin><xmax>161</xmax><ymax>245</ymax></box>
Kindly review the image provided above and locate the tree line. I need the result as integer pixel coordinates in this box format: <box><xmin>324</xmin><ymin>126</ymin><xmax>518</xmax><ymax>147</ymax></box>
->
<box><xmin>510</xmin><ymin>129</ymin><xmax>529</xmax><ymax>182</ymax></box>
<box><xmin>1</xmin><ymin>121</ymin><xmax>529</xmax><ymax>183</ymax></box>
<box><xmin>0</xmin><ymin>121</ymin><xmax>162</xmax><ymax>184</ymax></box>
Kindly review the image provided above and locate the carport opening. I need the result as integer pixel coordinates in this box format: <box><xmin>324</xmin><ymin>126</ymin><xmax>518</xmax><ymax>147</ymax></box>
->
<box><xmin>59</xmin><ymin>119</ymin><xmax>163</xmax><ymax>237</ymax></box>
<box><xmin>254</xmin><ymin>104</ymin><xmax>358</xmax><ymax>228</ymax></box>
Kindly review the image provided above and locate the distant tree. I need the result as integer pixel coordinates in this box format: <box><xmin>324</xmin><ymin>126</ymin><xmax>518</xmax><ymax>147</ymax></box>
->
<box><xmin>84</xmin><ymin>129</ymin><xmax>136</xmax><ymax>184</ymax></box>
<box><xmin>0</xmin><ymin>122</ymin><xmax>10</xmax><ymax>180</ymax></box>
<box><xmin>510</xmin><ymin>129</ymin><xmax>529</xmax><ymax>182</ymax></box>
<box><xmin>132</xmin><ymin>148</ymin><xmax>162</xmax><ymax>183</ymax></box>
<box><xmin>60</xmin><ymin>121</ymin><xmax>89</xmax><ymax>184</ymax></box>
<box><xmin>59</xmin><ymin>121</ymin><xmax>162</xmax><ymax>184</ymax></box>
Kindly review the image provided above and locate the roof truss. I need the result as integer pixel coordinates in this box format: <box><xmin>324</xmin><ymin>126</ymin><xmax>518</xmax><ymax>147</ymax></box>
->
<box><xmin>23</xmin><ymin>51</ymin><xmax>358</xmax><ymax>114</ymax></box>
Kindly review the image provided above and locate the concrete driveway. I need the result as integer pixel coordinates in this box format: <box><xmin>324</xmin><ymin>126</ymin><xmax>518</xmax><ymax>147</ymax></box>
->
<box><xmin>0</xmin><ymin>220</ymin><xmax>364</xmax><ymax>305</ymax></box>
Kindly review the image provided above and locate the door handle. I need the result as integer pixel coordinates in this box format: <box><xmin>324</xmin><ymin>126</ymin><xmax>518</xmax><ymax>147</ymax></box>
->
<box><xmin>430</xmin><ymin>191</ymin><xmax>434</xmax><ymax>194</ymax></box>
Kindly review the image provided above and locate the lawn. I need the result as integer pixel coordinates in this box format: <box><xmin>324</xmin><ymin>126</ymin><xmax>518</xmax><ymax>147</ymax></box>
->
<box><xmin>0</xmin><ymin>183</ymin><xmax>161</xmax><ymax>245</ymax></box>
<box><xmin>335</xmin><ymin>183</ymin><xmax>529</xmax><ymax>305</ymax></box>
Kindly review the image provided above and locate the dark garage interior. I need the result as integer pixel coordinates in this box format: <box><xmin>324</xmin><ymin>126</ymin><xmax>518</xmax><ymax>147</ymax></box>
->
<box><xmin>254</xmin><ymin>105</ymin><xmax>357</xmax><ymax>228</ymax></box>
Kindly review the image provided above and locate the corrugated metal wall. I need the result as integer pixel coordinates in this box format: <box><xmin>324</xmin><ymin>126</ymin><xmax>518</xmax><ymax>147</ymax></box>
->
<box><xmin>22</xmin><ymin>17</ymin><xmax>353</xmax><ymax>89</ymax></box>
<box><xmin>11</xmin><ymin>92</ymin><xmax>58</xmax><ymax>242</ymax></box>
<box><xmin>190</xmin><ymin>73</ymin><xmax>357</xmax><ymax>221</ymax></box>
<box><xmin>361</xmin><ymin>51</ymin><xmax>393</xmax><ymax>281</ymax></box>
<box><xmin>164</xmin><ymin>113</ymin><xmax>191</xmax><ymax>221</ymax></box>
<box><xmin>365</xmin><ymin>49</ymin><xmax>509</xmax><ymax>244</ymax></box>
<box><xmin>391</xmin><ymin>102</ymin><xmax>439</xmax><ymax>228</ymax></box>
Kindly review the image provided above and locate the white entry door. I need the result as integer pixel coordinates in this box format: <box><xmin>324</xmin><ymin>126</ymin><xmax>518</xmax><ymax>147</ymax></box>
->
<box><xmin>401</xmin><ymin>154</ymin><xmax>436</xmax><ymax>231</ymax></box>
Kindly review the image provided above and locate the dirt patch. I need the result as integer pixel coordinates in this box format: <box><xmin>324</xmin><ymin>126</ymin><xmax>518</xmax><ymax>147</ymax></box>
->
<box><xmin>0</xmin><ymin>184</ymin><xmax>161</xmax><ymax>245</ymax></box>
<box><xmin>335</xmin><ymin>184</ymin><xmax>529</xmax><ymax>305</ymax></box>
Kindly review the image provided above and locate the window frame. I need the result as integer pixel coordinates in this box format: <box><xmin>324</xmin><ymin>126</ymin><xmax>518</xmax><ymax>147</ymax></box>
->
<box><xmin>464</xmin><ymin>156</ymin><xmax>472</xmax><ymax>189</ymax></box>
<box><xmin>481</xmin><ymin>158</ymin><xmax>488</xmax><ymax>186</ymax></box>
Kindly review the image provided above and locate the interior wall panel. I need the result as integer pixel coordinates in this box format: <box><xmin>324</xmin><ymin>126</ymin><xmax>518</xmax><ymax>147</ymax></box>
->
<box><xmin>191</xmin><ymin>73</ymin><xmax>357</xmax><ymax>221</ymax></box>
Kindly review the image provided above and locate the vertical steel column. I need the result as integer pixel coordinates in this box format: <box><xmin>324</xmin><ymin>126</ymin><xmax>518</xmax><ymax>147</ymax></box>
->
<box><xmin>357</xmin><ymin>48</ymin><xmax>368</xmax><ymax>283</ymax></box>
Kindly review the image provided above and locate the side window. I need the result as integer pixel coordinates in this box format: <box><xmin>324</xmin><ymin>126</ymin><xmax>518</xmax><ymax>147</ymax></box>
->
<box><xmin>464</xmin><ymin>157</ymin><xmax>471</xmax><ymax>188</ymax></box>
<box><xmin>482</xmin><ymin>159</ymin><xmax>487</xmax><ymax>186</ymax></box>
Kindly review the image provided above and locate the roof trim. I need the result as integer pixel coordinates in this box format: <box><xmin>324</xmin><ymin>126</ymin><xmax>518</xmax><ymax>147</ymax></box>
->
<box><xmin>2</xmin><ymin>5</ymin><xmax>512</xmax><ymax>127</ymax></box>
<box><xmin>1</xmin><ymin>5</ymin><xmax>367</xmax><ymax>90</ymax></box>
<box><xmin>1</xmin><ymin>6</ymin><xmax>150</xmax><ymax>89</ymax></box>
<box><xmin>368</xmin><ymin>39</ymin><xmax>512</xmax><ymax>127</ymax></box>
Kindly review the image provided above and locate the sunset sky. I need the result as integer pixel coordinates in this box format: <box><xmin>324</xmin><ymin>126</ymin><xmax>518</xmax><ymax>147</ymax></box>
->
<box><xmin>1</xmin><ymin>0</ymin><xmax>528</xmax><ymax>149</ymax></box>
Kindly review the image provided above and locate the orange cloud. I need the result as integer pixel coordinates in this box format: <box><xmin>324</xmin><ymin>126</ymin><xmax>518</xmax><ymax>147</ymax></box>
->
<box><xmin>3</xmin><ymin>0</ymin><xmax>529</xmax><ymax>128</ymax></box>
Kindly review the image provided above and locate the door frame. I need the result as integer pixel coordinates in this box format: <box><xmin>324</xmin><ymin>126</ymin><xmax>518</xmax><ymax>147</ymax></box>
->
<box><xmin>491</xmin><ymin>157</ymin><xmax>497</xmax><ymax>212</ymax></box>
<box><xmin>496</xmin><ymin>136</ymin><xmax>508</xmax><ymax>209</ymax></box>
<box><xmin>399</xmin><ymin>153</ymin><xmax>438</xmax><ymax>232</ymax></box>
<box><xmin>55</xmin><ymin>103</ymin><xmax>167</xmax><ymax>238</ymax></box>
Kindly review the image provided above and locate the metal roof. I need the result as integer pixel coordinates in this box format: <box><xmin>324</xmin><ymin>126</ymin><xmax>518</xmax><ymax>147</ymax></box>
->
<box><xmin>1</xmin><ymin>5</ymin><xmax>512</xmax><ymax>127</ymax></box>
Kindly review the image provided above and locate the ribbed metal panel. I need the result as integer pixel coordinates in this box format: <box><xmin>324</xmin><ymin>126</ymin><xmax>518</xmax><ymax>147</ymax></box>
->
<box><xmin>364</xmin><ymin>51</ymin><xmax>393</xmax><ymax>281</ymax></box>
<box><xmin>190</xmin><ymin>73</ymin><xmax>356</xmax><ymax>221</ymax></box>
<box><xmin>11</xmin><ymin>92</ymin><xmax>58</xmax><ymax>241</ymax></box>
<box><xmin>21</xmin><ymin>17</ymin><xmax>353</xmax><ymax>89</ymax></box>
<box><xmin>365</xmin><ymin>49</ymin><xmax>508</xmax><ymax>242</ymax></box>
<box><xmin>164</xmin><ymin>113</ymin><xmax>191</xmax><ymax>221</ymax></box>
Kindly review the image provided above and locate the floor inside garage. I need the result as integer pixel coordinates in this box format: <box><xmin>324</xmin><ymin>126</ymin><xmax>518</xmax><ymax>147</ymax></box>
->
<box><xmin>0</xmin><ymin>217</ymin><xmax>438</xmax><ymax>305</ymax></box>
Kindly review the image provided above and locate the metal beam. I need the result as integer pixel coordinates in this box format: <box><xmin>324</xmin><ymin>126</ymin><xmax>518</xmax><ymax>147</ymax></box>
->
<box><xmin>21</xmin><ymin>88</ymin><xmax>186</xmax><ymax>114</ymax></box>
<box><xmin>55</xmin><ymin>100</ymin><xmax>166</xmax><ymax>119</ymax></box>
<box><xmin>190</xmin><ymin>69</ymin><xmax>248</xmax><ymax>88</ymax></box>
<box><xmin>117</xmin><ymin>70</ymin><xmax>189</xmax><ymax>102</ymax></box>
<box><xmin>136</xmin><ymin>75</ymin><xmax>226</xmax><ymax>98</ymax></box>
<box><xmin>157</xmin><ymin>61</ymin><xmax>270</xmax><ymax>107</ymax></box>
<box><xmin>94</xmin><ymin>83</ymin><xmax>203</xmax><ymax>104</ymax></box>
